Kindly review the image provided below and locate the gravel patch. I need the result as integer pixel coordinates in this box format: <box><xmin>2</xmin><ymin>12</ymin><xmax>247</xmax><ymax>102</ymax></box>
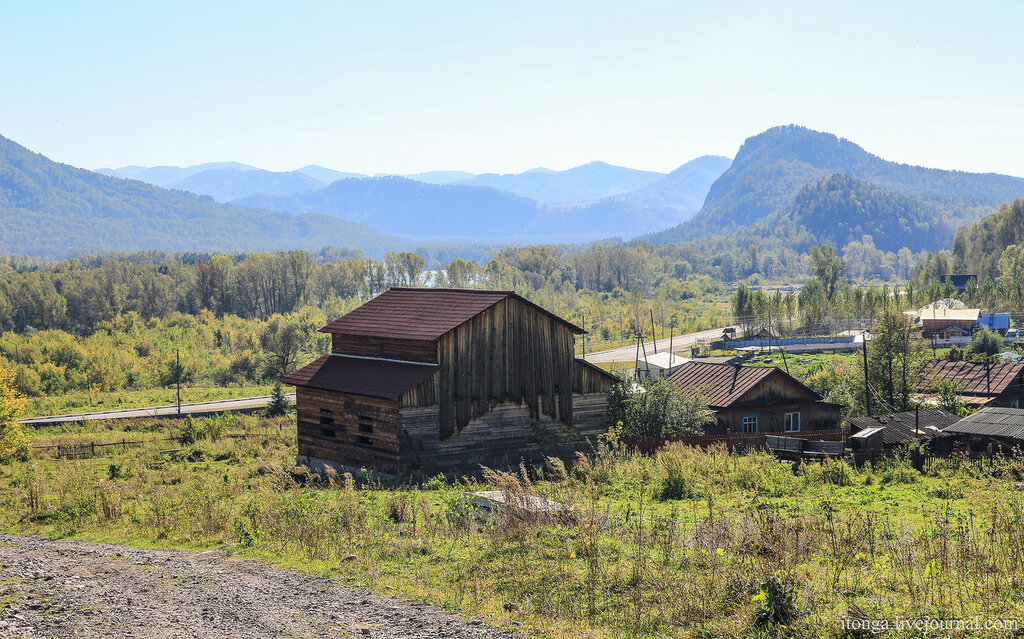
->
<box><xmin>0</xmin><ymin>534</ymin><xmax>515</xmax><ymax>638</ymax></box>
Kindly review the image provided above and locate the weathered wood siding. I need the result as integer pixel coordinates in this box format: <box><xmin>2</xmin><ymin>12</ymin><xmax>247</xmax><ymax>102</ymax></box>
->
<box><xmin>702</xmin><ymin>374</ymin><xmax>841</xmax><ymax>434</ymax></box>
<box><xmin>331</xmin><ymin>334</ymin><xmax>437</xmax><ymax>364</ymax></box>
<box><xmin>398</xmin><ymin>393</ymin><xmax>609</xmax><ymax>474</ymax></box>
<box><xmin>402</xmin><ymin>297</ymin><xmax>581</xmax><ymax>439</ymax></box>
<box><xmin>295</xmin><ymin>386</ymin><xmax>401</xmax><ymax>473</ymax></box>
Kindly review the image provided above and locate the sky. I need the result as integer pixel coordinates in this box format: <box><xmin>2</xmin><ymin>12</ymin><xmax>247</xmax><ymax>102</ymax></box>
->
<box><xmin>1</xmin><ymin>1</ymin><xmax>1022</xmax><ymax>176</ymax></box>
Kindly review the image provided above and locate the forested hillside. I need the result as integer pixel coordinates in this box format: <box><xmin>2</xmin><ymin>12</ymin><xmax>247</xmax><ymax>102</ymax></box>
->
<box><xmin>0</xmin><ymin>135</ymin><xmax>405</xmax><ymax>259</ymax></box>
<box><xmin>953</xmin><ymin>198</ymin><xmax>1024</xmax><ymax>280</ymax></box>
<box><xmin>168</xmin><ymin>168</ymin><xmax>326</xmax><ymax>202</ymax></box>
<box><xmin>644</xmin><ymin>125</ymin><xmax>1024</xmax><ymax>243</ymax></box>
<box><xmin>765</xmin><ymin>174</ymin><xmax>952</xmax><ymax>253</ymax></box>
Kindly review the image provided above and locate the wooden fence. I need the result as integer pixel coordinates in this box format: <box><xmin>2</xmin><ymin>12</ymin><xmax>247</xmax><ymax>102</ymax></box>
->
<box><xmin>31</xmin><ymin>434</ymin><xmax>257</xmax><ymax>460</ymax></box>
<box><xmin>620</xmin><ymin>429</ymin><xmax>848</xmax><ymax>455</ymax></box>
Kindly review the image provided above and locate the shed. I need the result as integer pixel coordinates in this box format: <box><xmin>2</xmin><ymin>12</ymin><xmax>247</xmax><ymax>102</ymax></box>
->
<box><xmin>283</xmin><ymin>288</ymin><xmax>618</xmax><ymax>475</ymax></box>
<box><xmin>942</xmin><ymin>407</ymin><xmax>1024</xmax><ymax>454</ymax></box>
<box><xmin>847</xmin><ymin>407</ymin><xmax>958</xmax><ymax>450</ymax></box>
<box><xmin>636</xmin><ymin>352</ymin><xmax>690</xmax><ymax>381</ymax></box>
<box><xmin>978</xmin><ymin>314</ymin><xmax>1011</xmax><ymax>334</ymax></box>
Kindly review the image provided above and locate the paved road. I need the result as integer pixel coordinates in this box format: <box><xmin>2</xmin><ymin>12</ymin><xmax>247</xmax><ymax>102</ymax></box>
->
<box><xmin>19</xmin><ymin>393</ymin><xmax>297</xmax><ymax>427</ymax></box>
<box><xmin>582</xmin><ymin>325</ymin><xmax>739</xmax><ymax>364</ymax></box>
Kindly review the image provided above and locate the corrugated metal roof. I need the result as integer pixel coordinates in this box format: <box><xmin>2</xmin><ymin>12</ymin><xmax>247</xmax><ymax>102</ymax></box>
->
<box><xmin>917</xmin><ymin>307</ymin><xmax>980</xmax><ymax>322</ymax></box>
<box><xmin>979</xmin><ymin>314</ymin><xmax>1011</xmax><ymax>331</ymax></box>
<box><xmin>319</xmin><ymin>287</ymin><xmax>582</xmax><ymax>341</ymax></box>
<box><xmin>848</xmin><ymin>407</ymin><xmax>959</xmax><ymax>445</ymax></box>
<box><xmin>919</xmin><ymin>360</ymin><xmax>1024</xmax><ymax>397</ymax></box>
<box><xmin>945</xmin><ymin>407</ymin><xmax>1024</xmax><ymax>439</ymax></box>
<box><xmin>666</xmin><ymin>362</ymin><xmax>792</xmax><ymax>408</ymax></box>
<box><xmin>282</xmin><ymin>354</ymin><xmax>438</xmax><ymax>399</ymax></box>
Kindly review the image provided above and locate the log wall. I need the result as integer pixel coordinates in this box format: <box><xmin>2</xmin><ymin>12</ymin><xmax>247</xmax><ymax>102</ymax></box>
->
<box><xmin>331</xmin><ymin>334</ymin><xmax>437</xmax><ymax>364</ymax></box>
<box><xmin>295</xmin><ymin>386</ymin><xmax>401</xmax><ymax>473</ymax></box>
<box><xmin>398</xmin><ymin>393</ymin><xmax>609</xmax><ymax>474</ymax></box>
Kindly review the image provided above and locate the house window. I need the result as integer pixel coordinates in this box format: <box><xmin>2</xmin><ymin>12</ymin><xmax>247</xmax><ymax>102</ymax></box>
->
<box><xmin>359</xmin><ymin>423</ymin><xmax>374</xmax><ymax>434</ymax></box>
<box><xmin>320</xmin><ymin>408</ymin><xmax>334</xmax><ymax>416</ymax></box>
<box><xmin>357</xmin><ymin>435</ymin><xmax>372</xmax><ymax>447</ymax></box>
<box><xmin>785</xmin><ymin>412</ymin><xmax>800</xmax><ymax>433</ymax></box>
<box><xmin>320</xmin><ymin>416</ymin><xmax>335</xmax><ymax>425</ymax></box>
<box><xmin>741</xmin><ymin>414</ymin><xmax>758</xmax><ymax>433</ymax></box>
<box><xmin>320</xmin><ymin>427</ymin><xmax>336</xmax><ymax>439</ymax></box>
<box><xmin>1011</xmin><ymin>397</ymin><xmax>1020</xmax><ymax>409</ymax></box>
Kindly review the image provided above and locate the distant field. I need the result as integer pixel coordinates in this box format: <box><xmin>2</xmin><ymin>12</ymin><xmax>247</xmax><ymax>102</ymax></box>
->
<box><xmin>23</xmin><ymin>385</ymin><xmax>274</xmax><ymax>419</ymax></box>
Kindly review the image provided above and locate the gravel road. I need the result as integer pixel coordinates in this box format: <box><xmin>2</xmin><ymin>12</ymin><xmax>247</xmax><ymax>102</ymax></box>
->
<box><xmin>0</xmin><ymin>535</ymin><xmax>515</xmax><ymax>639</ymax></box>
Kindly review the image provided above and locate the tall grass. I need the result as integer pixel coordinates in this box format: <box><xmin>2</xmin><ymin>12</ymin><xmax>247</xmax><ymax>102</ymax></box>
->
<box><xmin>2</xmin><ymin>421</ymin><xmax>1023</xmax><ymax>637</ymax></box>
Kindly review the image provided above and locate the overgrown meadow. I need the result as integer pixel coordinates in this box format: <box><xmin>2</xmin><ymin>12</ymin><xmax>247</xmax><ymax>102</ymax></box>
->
<box><xmin>3</xmin><ymin>415</ymin><xmax>1024</xmax><ymax>638</ymax></box>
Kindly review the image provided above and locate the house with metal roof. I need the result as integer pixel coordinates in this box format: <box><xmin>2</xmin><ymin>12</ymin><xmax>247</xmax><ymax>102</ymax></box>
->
<box><xmin>283</xmin><ymin>288</ymin><xmax>618</xmax><ymax>475</ymax></box>
<box><xmin>847</xmin><ymin>407</ymin><xmax>959</xmax><ymax>451</ymax></box>
<box><xmin>915</xmin><ymin>307</ymin><xmax>981</xmax><ymax>338</ymax></box>
<box><xmin>917</xmin><ymin>360</ymin><xmax>1024</xmax><ymax>408</ymax></box>
<box><xmin>942</xmin><ymin>407</ymin><xmax>1024</xmax><ymax>454</ymax></box>
<box><xmin>665</xmin><ymin>362</ymin><xmax>842</xmax><ymax>435</ymax></box>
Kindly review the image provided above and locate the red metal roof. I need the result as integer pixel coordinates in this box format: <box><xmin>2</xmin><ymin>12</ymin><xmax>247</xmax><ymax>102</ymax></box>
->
<box><xmin>666</xmin><ymin>362</ymin><xmax>782</xmax><ymax>408</ymax></box>
<box><xmin>282</xmin><ymin>354</ymin><xmax>438</xmax><ymax>399</ymax></box>
<box><xmin>319</xmin><ymin>287</ymin><xmax>583</xmax><ymax>341</ymax></box>
<box><xmin>919</xmin><ymin>360</ymin><xmax>1024</xmax><ymax>397</ymax></box>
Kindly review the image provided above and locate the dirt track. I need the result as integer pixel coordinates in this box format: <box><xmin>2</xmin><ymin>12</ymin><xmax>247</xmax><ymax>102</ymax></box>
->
<box><xmin>0</xmin><ymin>534</ymin><xmax>515</xmax><ymax>638</ymax></box>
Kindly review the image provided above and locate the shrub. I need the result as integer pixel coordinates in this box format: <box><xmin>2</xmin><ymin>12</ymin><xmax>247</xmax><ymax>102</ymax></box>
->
<box><xmin>820</xmin><ymin>459</ymin><xmax>855</xmax><ymax>487</ymax></box>
<box><xmin>658</xmin><ymin>454</ymin><xmax>697</xmax><ymax>501</ymax></box>
<box><xmin>752</xmin><ymin>573</ymin><xmax>799</xmax><ymax>627</ymax></box>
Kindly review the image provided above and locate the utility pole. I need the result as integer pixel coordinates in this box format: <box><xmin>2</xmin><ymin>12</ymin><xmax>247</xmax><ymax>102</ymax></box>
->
<box><xmin>650</xmin><ymin>309</ymin><xmax>658</xmax><ymax>353</ymax></box>
<box><xmin>581</xmin><ymin>314</ymin><xmax>586</xmax><ymax>361</ymax></box>
<box><xmin>634</xmin><ymin>330</ymin><xmax>642</xmax><ymax>381</ymax></box>
<box><xmin>176</xmin><ymin>349</ymin><xmax>182</xmax><ymax>415</ymax></box>
<box><xmin>862</xmin><ymin>333</ymin><xmax>871</xmax><ymax>417</ymax></box>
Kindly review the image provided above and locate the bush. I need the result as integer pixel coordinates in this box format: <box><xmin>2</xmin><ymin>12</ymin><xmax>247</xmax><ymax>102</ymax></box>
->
<box><xmin>752</xmin><ymin>573</ymin><xmax>799</xmax><ymax>626</ymax></box>
<box><xmin>820</xmin><ymin>459</ymin><xmax>855</xmax><ymax>486</ymax></box>
<box><xmin>658</xmin><ymin>454</ymin><xmax>697</xmax><ymax>500</ymax></box>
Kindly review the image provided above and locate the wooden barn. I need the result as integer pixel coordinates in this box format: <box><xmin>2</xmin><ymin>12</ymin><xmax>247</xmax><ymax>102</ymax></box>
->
<box><xmin>918</xmin><ymin>360</ymin><xmax>1024</xmax><ymax>408</ymax></box>
<box><xmin>666</xmin><ymin>361</ymin><xmax>842</xmax><ymax>435</ymax></box>
<box><xmin>282</xmin><ymin>288</ymin><xmax>618</xmax><ymax>475</ymax></box>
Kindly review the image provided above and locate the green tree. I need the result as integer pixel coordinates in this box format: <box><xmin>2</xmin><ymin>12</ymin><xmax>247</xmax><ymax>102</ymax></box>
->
<box><xmin>867</xmin><ymin>309</ymin><xmax>927</xmax><ymax>412</ymax></box>
<box><xmin>808</xmin><ymin>245</ymin><xmax>845</xmax><ymax>300</ymax></box>
<box><xmin>969</xmin><ymin>329</ymin><xmax>1004</xmax><ymax>357</ymax></box>
<box><xmin>998</xmin><ymin>244</ymin><xmax>1024</xmax><ymax>282</ymax></box>
<box><xmin>609</xmin><ymin>378</ymin><xmax>715</xmax><ymax>437</ymax></box>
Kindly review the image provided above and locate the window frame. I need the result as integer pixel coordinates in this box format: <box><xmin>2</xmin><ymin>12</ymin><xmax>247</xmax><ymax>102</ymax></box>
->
<box><xmin>741</xmin><ymin>413</ymin><xmax>758</xmax><ymax>433</ymax></box>
<box><xmin>784</xmin><ymin>412</ymin><xmax>800</xmax><ymax>433</ymax></box>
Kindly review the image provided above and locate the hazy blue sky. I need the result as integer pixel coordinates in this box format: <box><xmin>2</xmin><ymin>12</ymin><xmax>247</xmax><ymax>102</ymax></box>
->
<box><xmin>2</xmin><ymin>1</ymin><xmax>1022</xmax><ymax>175</ymax></box>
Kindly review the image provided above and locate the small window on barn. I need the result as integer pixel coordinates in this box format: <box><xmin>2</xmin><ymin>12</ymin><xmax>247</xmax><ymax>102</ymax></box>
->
<box><xmin>357</xmin><ymin>435</ymin><xmax>372</xmax><ymax>447</ymax></box>
<box><xmin>320</xmin><ymin>427</ymin><xmax>336</xmax><ymax>439</ymax></box>
<box><xmin>320</xmin><ymin>408</ymin><xmax>334</xmax><ymax>416</ymax></box>
<box><xmin>741</xmin><ymin>414</ymin><xmax>758</xmax><ymax>433</ymax></box>
<box><xmin>784</xmin><ymin>412</ymin><xmax>800</xmax><ymax>433</ymax></box>
<box><xmin>320</xmin><ymin>416</ymin><xmax>335</xmax><ymax>425</ymax></box>
<box><xmin>359</xmin><ymin>423</ymin><xmax>374</xmax><ymax>434</ymax></box>
<box><xmin>1011</xmin><ymin>397</ymin><xmax>1020</xmax><ymax>409</ymax></box>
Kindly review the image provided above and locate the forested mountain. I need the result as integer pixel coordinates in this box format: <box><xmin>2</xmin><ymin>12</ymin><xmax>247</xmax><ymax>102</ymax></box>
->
<box><xmin>236</xmin><ymin>176</ymin><xmax>544</xmax><ymax>239</ymax></box>
<box><xmin>953</xmin><ymin>198</ymin><xmax>1024</xmax><ymax>280</ymax></box>
<box><xmin>644</xmin><ymin>125</ymin><xmax>1024</xmax><ymax>243</ymax></box>
<box><xmin>169</xmin><ymin>168</ymin><xmax>326</xmax><ymax>202</ymax></box>
<box><xmin>0</xmin><ymin>135</ymin><xmax>405</xmax><ymax>259</ymax></box>
<box><xmin>459</xmin><ymin>161</ymin><xmax>665</xmax><ymax>205</ymax></box>
<box><xmin>763</xmin><ymin>174</ymin><xmax>952</xmax><ymax>253</ymax></box>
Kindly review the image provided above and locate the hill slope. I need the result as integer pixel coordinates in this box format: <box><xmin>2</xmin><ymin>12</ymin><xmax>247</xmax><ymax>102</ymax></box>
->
<box><xmin>953</xmin><ymin>198</ymin><xmax>1024</xmax><ymax>280</ymax></box>
<box><xmin>759</xmin><ymin>174</ymin><xmax>952</xmax><ymax>253</ymax></box>
<box><xmin>0</xmin><ymin>135</ymin><xmax>404</xmax><ymax>259</ymax></box>
<box><xmin>95</xmin><ymin>162</ymin><xmax>259</xmax><ymax>186</ymax></box>
<box><xmin>613</xmin><ymin>155</ymin><xmax>732</xmax><ymax>220</ymax></box>
<box><xmin>645</xmin><ymin>125</ymin><xmax>1024</xmax><ymax>243</ymax></box>
<box><xmin>459</xmin><ymin>161</ymin><xmax>664</xmax><ymax>205</ymax></box>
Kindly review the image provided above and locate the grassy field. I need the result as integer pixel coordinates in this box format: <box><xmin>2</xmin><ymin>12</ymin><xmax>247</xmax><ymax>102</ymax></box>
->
<box><xmin>22</xmin><ymin>385</ymin><xmax>275</xmax><ymax>418</ymax></box>
<box><xmin>3</xmin><ymin>415</ymin><xmax>1024</xmax><ymax>637</ymax></box>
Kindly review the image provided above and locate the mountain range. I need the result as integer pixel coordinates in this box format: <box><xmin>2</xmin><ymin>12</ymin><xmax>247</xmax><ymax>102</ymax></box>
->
<box><xmin>642</xmin><ymin>125</ymin><xmax>1024</xmax><ymax>246</ymax></box>
<box><xmin>0</xmin><ymin>136</ymin><xmax>404</xmax><ymax>259</ymax></box>
<box><xmin>8</xmin><ymin>124</ymin><xmax>1024</xmax><ymax>261</ymax></box>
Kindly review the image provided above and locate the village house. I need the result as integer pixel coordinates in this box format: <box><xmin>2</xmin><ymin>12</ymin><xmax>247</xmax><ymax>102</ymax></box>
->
<box><xmin>915</xmin><ymin>307</ymin><xmax>980</xmax><ymax>339</ymax></box>
<box><xmin>634</xmin><ymin>351</ymin><xmax>689</xmax><ymax>381</ymax></box>
<box><xmin>918</xmin><ymin>360</ymin><xmax>1024</xmax><ymax>409</ymax></box>
<box><xmin>665</xmin><ymin>361</ymin><xmax>842</xmax><ymax>435</ymax></box>
<box><xmin>282</xmin><ymin>288</ymin><xmax>618</xmax><ymax>475</ymax></box>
